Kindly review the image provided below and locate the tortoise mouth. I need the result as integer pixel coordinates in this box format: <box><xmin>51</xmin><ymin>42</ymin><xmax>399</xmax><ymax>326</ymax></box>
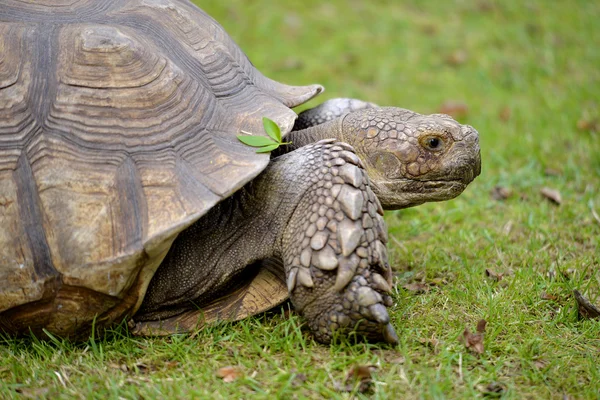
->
<box><xmin>372</xmin><ymin>178</ymin><xmax>469</xmax><ymax>210</ymax></box>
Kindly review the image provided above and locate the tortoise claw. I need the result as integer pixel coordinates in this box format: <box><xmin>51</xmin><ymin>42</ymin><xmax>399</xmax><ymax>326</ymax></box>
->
<box><xmin>383</xmin><ymin>322</ymin><xmax>399</xmax><ymax>345</ymax></box>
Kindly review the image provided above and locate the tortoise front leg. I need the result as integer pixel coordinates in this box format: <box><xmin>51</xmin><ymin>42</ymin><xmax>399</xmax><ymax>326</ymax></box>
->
<box><xmin>277</xmin><ymin>139</ymin><xmax>398</xmax><ymax>344</ymax></box>
<box><xmin>134</xmin><ymin>138</ymin><xmax>397</xmax><ymax>343</ymax></box>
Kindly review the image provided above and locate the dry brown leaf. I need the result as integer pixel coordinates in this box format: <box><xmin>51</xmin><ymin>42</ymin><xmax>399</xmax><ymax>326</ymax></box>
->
<box><xmin>461</xmin><ymin>319</ymin><xmax>487</xmax><ymax>355</ymax></box>
<box><xmin>573</xmin><ymin>290</ymin><xmax>600</xmax><ymax>319</ymax></box>
<box><xmin>544</xmin><ymin>167</ymin><xmax>562</xmax><ymax>177</ymax></box>
<box><xmin>577</xmin><ymin>118</ymin><xmax>599</xmax><ymax>133</ymax></box>
<box><xmin>335</xmin><ymin>365</ymin><xmax>377</xmax><ymax>393</ymax></box>
<box><xmin>438</xmin><ymin>101</ymin><xmax>469</xmax><ymax>119</ymax></box>
<box><xmin>420</xmin><ymin>23</ymin><xmax>439</xmax><ymax>36</ymax></box>
<box><xmin>534</xmin><ymin>359</ymin><xmax>549</xmax><ymax>369</ymax></box>
<box><xmin>477</xmin><ymin>1</ymin><xmax>496</xmax><ymax>12</ymax></box>
<box><xmin>540</xmin><ymin>187</ymin><xmax>562</xmax><ymax>205</ymax></box>
<box><xmin>498</xmin><ymin>106</ymin><xmax>511</xmax><ymax>122</ymax></box>
<box><xmin>403</xmin><ymin>282</ymin><xmax>430</xmax><ymax>294</ymax></box>
<box><xmin>216</xmin><ymin>366</ymin><xmax>243</xmax><ymax>383</ymax></box>
<box><xmin>445</xmin><ymin>50</ymin><xmax>468</xmax><ymax>66</ymax></box>
<box><xmin>476</xmin><ymin>319</ymin><xmax>487</xmax><ymax>333</ymax></box>
<box><xmin>108</xmin><ymin>363</ymin><xmax>129</xmax><ymax>372</ymax></box>
<box><xmin>164</xmin><ymin>361</ymin><xmax>180</xmax><ymax>370</ymax></box>
<box><xmin>485</xmin><ymin>269</ymin><xmax>504</xmax><ymax>282</ymax></box>
<box><xmin>540</xmin><ymin>291</ymin><xmax>557</xmax><ymax>301</ymax></box>
<box><xmin>490</xmin><ymin>186</ymin><xmax>512</xmax><ymax>201</ymax></box>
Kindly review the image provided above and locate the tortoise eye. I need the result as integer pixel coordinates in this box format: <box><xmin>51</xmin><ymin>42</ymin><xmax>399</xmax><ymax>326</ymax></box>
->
<box><xmin>420</xmin><ymin>135</ymin><xmax>445</xmax><ymax>152</ymax></box>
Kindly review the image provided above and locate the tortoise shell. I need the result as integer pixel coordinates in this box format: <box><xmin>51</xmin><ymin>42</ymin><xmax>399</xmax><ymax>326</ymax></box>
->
<box><xmin>0</xmin><ymin>0</ymin><xmax>321</xmax><ymax>337</ymax></box>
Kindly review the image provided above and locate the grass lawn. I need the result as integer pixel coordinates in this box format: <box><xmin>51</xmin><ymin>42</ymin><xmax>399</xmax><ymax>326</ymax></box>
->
<box><xmin>1</xmin><ymin>0</ymin><xmax>599</xmax><ymax>398</ymax></box>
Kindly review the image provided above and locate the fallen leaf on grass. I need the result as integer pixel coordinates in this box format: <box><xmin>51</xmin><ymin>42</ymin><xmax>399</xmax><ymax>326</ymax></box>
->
<box><xmin>420</xmin><ymin>23</ymin><xmax>439</xmax><ymax>36</ymax></box>
<box><xmin>476</xmin><ymin>319</ymin><xmax>487</xmax><ymax>333</ymax></box>
<box><xmin>477</xmin><ymin>1</ymin><xmax>496</xmax><ymax>13</ymax></box>
<box><xmin>438</xmin><ymin>101</ymin><xmax>469</xmax><ymax>119</ymax></box>
<box><xmin>498</xmin><ymin>106</ymin><xmax>511</xmax><ymax>122</ymax></box>
<box><xmin>445</xmin><ymin>50</ymin><xmax>468</xmax><ymax>66</ymax></box>
<box><xmin>544</xmin><ymin>167</ymin><xmax>562</xmax><ymax>177</ymax></box>
<box><xmin>109</xmin><ymin>363</ymin><xmax>129</xmax><ymax>372</ymax></box>
<box><xmin>490</xmin><ymin>186</ymin><xmax>512</xmax><ymax>201</ymax></box>
<box><xmin>540</xmin><ymin>187</ymin><xmax>562</xmax><ymax>205</ymax></box>
<box><xmin>163</xmin><ymin>361</ymin><xmax>180</xmax><ymax>370</ymax></box>
<box><xmin>540</xmin><ymin>291</ymin><xmax>557</xmax><ymax>301</ymax></box>
<box><xmin>216</xmin><ymin>366</ymin><xmax>243</xmax><ymax>383</ymax></box>
<box><xmin>573</xmin><ymin>290</ymin><xmax>600</xmax><ymax>319</ymax></box>
<box><xmin>335</xmin><ymin>365</ymin><xmax>377</xmax><ymax>393</ymax></box>
<box><xmin>403</xmin><ymin>282</ymin><xmax>430</xmax><ymax>294</ymax></box>
<box><xmin>476</xmin><ymin>382</ymin><xmax>506</xmax><ymax>396</ymax></box>
<box><xmin>485</xmin><ymin>269</ymin><xmax>504</xmax><ymax>282</ymax></box>
<box><xmin>577</xmin><ymin>118</ymin><xmax>599</xmax><ymax>133</ymax></box>
<box><xmin>533</xmin><ymin>359</ymin><xmax>549</xmax><ymax>370</ymax></box>
<box><xmin>460</xmin><ymin>319</ymin><xmax>487</xmax><ymax>355</ymax></box>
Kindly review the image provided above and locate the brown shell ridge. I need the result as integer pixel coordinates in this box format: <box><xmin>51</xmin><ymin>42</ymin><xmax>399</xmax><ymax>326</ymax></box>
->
<box><xmin>176</xmin><ymin>2</ymin><xmax>324</xmax><ymax>109</ymax></box>
<box><xmin>0</xmin><ymin>0</ymin><xmax>125</xmax><ymax>23</ymax></box>
<box><xmin>13</xmin><ymin>153</ymin><xmax>57</xmax><ymax>281</ymax></box>
<box><xmin>113</xmin><ymin>156</ymin><xmax>147</xmax><ymax>254</ymax></box>
<box><xmin>108</xmin><ymin>1</ymin><xmax>315</xmax><ymax>134</ymax></box>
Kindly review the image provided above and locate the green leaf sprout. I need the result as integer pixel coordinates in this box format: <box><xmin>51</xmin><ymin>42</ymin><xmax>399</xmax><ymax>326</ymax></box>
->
<box><xmin>237</xmin><ymin>117</ymin><xmax>290</xmax><ymax>153</ymax></box>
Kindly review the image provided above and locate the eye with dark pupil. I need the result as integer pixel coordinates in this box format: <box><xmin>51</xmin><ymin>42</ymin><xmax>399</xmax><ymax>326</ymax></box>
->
<box><xmin>427</xmin><ymin>137</ymin><xmax>440</xmax><ymax>149</ymax></box>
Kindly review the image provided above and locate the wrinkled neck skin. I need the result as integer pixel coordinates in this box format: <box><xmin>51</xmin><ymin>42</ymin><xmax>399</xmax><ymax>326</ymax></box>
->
<box><xmin>285</xmin><ymin>117</ymin><xmax>347</xmax><ymax>151</ymax></box>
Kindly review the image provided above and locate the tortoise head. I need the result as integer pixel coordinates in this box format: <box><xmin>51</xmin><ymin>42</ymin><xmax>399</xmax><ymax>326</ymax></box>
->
<box><xmin>341</xmin><ymin>107</ymin><xmax>481</xmax><ymax>210</ymax></box>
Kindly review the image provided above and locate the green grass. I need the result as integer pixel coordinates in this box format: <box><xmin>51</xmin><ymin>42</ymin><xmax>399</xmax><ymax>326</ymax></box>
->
<box><xmin>2</xmin><ymin>0</ymin><xmax>599</xmax><ymax>398</ymax></box>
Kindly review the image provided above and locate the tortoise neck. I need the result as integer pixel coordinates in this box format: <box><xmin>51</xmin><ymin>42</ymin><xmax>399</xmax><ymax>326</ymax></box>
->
<box><xmin>285</xmin><ymin>117</ymin><xmax>346</xmax><ymax>150</ymax></box>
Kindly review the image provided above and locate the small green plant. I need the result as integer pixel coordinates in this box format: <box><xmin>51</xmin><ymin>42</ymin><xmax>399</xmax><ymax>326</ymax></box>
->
<box><xmin>237</xmin><ymin>117</ymin><xmax>290</xmax><ymax>153</ymax></box>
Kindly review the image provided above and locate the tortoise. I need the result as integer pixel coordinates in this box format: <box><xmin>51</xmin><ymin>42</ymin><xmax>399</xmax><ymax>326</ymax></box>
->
<box><xmin>0</xmin><ymin>0</ymin><xmax>481</xmax><ymax>344</ymax></box>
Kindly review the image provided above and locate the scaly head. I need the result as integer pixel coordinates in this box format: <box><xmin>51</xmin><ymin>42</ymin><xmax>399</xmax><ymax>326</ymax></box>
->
<box><xmin>340</xmin><ymin>107</ymin><xmax>481</xmax><ymax>209</ymax></box>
